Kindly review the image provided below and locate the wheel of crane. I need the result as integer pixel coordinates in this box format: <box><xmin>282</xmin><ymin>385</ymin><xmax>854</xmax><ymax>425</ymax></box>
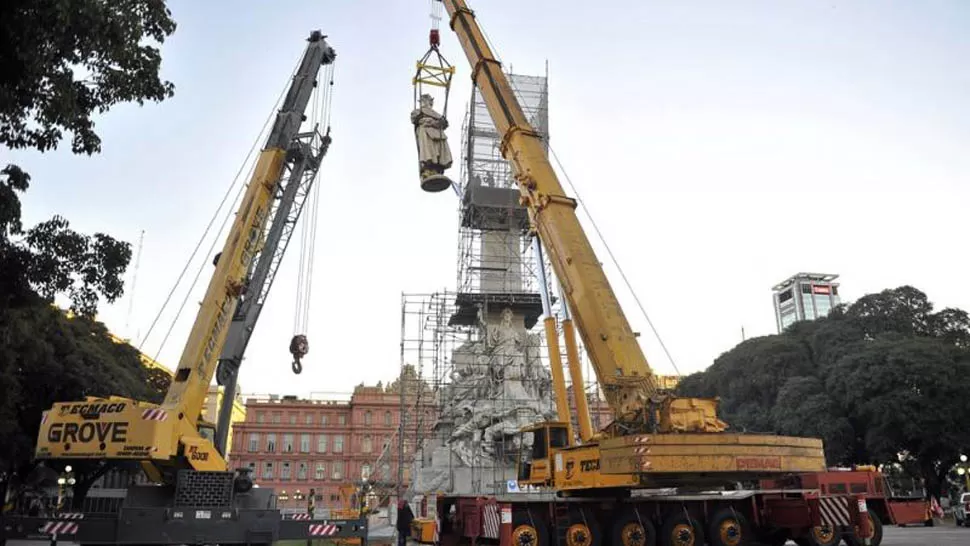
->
<box><xmin>611</xmin><ymin>506</ymin><xmax>657</xmax><ymax>546</ymax></box>
<box><xmin>658</xmin><ymin>511</ymin><xmax>705</xmax><ymax>546</ymax></box>
<box><xmin>843</xmin><ymin>512</ymin><xmax>882</xmax><ymax>546</ymax></box>
<box><xmin>511</xmin><ymin>508</ymin><xmax>549</xmax><ymax>546</ymax></box>
<box><xmin>706</xmin><ymin>507</ymin><xmax>751</xmax><ymax>546</ymax></box>
<box><xmin>798</xmin><ymin>524</ymin><xmax>839</xmax><ymax>546</ymax></box>
<box><xmin>564</xmin><ymin>507</ymin><xmax>602</xmax><ymax>546</ymax></box>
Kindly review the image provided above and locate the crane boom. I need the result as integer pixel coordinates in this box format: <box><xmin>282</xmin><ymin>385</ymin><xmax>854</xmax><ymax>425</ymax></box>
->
<box><xmin>34</xmin><ymin>32</ymin><xmax>336</xmax><ymax>478</ymax></box>
<box><xmin>440</xmin><ymin>0</ymin><xmax>655</xmax><ymax>420</ymax></box>
<box><xmin>162</xmin><ymin>32</ymin><xmax>334</xmax><ymax>426</ymax></box>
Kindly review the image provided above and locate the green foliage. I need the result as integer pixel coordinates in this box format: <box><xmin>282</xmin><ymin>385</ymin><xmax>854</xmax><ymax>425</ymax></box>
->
<box><xmin>0</xmin><ymin>0</ymin><xmax>177</xmax><ymax>506</ymax></box>
<box><xmin>1</xmin><ymin>167</ymin><xmax>132</xmax><ymax>316</ymax></box>
<box><xmin>678</xmin><ymin>286</ymin><xmax>970</xmax><ymax>498</ymax></box>
<box><xmin>0</xmin><ymin>306</ymin><xmax>162</xmax><ymax>474</ymax></box>
<box><xmin>0</xmin><ymin>0</ymin><xmax>176</xmax><ymax>154</ymax></box>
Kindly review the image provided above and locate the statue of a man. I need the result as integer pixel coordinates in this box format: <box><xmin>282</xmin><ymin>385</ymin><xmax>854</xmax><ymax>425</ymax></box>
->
<box><xmin>411</xmin><ymin>93</ymin><xmax>454</xmax><ymax>193</ymax></box>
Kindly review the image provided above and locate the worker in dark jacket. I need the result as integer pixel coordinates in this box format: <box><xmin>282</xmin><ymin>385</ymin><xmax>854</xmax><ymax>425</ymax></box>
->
<box><xmin>396</xmin><ymin>499</ymin><xmax>414</xmax><ymax>546</ymax></box>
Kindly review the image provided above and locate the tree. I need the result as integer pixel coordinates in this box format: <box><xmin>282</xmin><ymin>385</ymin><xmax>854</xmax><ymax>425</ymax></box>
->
<box><xmin>1</xmin><ymin>166</ymin><xmax>131</xmax><ymax>316</ymax></box>
<box><xmin>0</xmin><ymin>0</ymin><xmax>176</xmax><ymax>154</ymax></box>
<box><xmin>0</xmin><ymin>305</ymin><xmax>165</xmax><ymax>504</ymax></box>
<box><xmin>0</xmin><ymin>1</ymin><xmax>178</xmax><ymax>511</ymax></box>
<box><xmin>678</xmin><ymin>286</ymin><xmax>970</xmax><ymax>499</ymax></box>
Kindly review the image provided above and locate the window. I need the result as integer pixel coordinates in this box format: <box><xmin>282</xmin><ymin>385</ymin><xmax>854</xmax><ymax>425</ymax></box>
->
<box><xmin>362</xmin><ymin>436</ymin><xmax>373</xmax><ymax>453</ymax></box>
<box><xmin>361</xmin><ymin>464</ymin><xmax>372</xmax><ymax>480</ymax></box>
<box><xmin>383</xmin><ymin>436</ymin><xmax>391</xmax><ymax>451</ymax></box>
<box><xmin>384</xmin><ymin>411</ymin><xmax>392</xmax><ymax>426</ymax></box>
<box><xmin>403</xmin><ymin>439</ymin><xmax>411</xmax><ymax>454</ymax></box>
<box><xmin>850</xmin><ymin>483</ymin><xmax>868</xmax><ymax>494</ymax></box>
<box><xmin>272</xmin><ymin>412</ymin><xmax>281</xmax><ymax>424</ymax></box>
<box><xmin>321</xmin><ymin>414</ymin><xmax>328</xmax><ymax>426</ymax></box>
<box><xmin>317</xmin><ymin>434</ymin><xmax>328</xmax><ymax>453</ymax></box>
<box><xmin>263</xmin><ymin>462</ymin><xmax>274</xmax><ymax>479</ymax></box>
<box><xmin>778</xmin><ymin>289</ymin><xmax>792</xmax><ymax>303</ymax></box>
<box><xmin>381</xmin><ymin>463</ymin><xmax>391</xmax><ymax>481</ymax></box>
<box><xmin>256</xmin><ymin>411</ymin><xmax>265</xmax><ymax>424</ymax></box>
<box><xmin>289</xmin><ymin>413</ymin><xmax>297</xmax><ymax>425</ymax></box>
<box><xmin>332</xmin><ymin>461</ymin><xmax>344</xmax><ymax>480</ymax></box>
<box><xmin>532</xmin><ymin>427</ymin><xmax>548</xmax><ymax>459</ymax></box>
<box><xmin>300</xmin><ymin>433</ymin><xmax>311</xmax><ymax>453</ymax></box>
<box><xmin>338</xmin><ymin>414</ymin><xmax>346</xmax><ymax>426</ymax></box>
<box><xmin>281</xmin><ymin>462</ymin><xmax>291</xmax><ymax>480</ymax></box>
<box><xmin>266</xmin><ymin>433</ymin><xmax>277</xmax><ymax>453</ymax></box>
<box><xmin>334</xmin><ymin>435</ymin><xmax>344</xmax><ymax>453</ymax></box>
<box><xmin>247</xmin><ymin>461</ymin><xmax>256</xmax><ymax>475</ymax></box>
<box><xmin>248</xmin><ymin>433</ymin><xmax>259</xmax><ymax>452</ymax></box>
<box><xmin>364</xmin><ymin>411</ymin><xmax>372</xmax><ymax>425</ymax></box>
<box><xmin>283</xmin><ymin>434</ymin><xmax>294</xmax><ymax>453</ymax></box>
<box><xmin>298</xmin><ymin>462</ymin><xmax>308</xmax><ymax>480</ymax></box>
<box><xmin>315</xmin><ymin>462</ymin><xmax>326</xmax><ymax>480</ymax></box>
<box><xmin>549</xmin><ymin>426</ymin><xmax>569</xmax><ymax>449</ymax></box>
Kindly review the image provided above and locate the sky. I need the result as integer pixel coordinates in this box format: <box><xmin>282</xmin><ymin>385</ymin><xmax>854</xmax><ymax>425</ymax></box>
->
<box><xmin>6</xmin><ymin>0</ymin><xmax>970</xmax><ymax>399</ymax></box>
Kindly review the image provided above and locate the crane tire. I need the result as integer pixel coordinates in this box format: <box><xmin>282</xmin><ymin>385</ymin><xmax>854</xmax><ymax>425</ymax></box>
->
<box><xmin>659</xmin><ymin>512</ymin><xmax>705</xmax><ymax>546</ymax></box>
<box><xmin>707</xmin><ymin>507</ymin><xmax>751</xmax><ymax>546</ymax></box>
<box><xmin>843</xmin><ymin>512</ymin><xmax>882</xmax><ymax>546</ymax></box>
<box><xmin>511</xmin><ymin>508</ymin><xmax>549</xmax><ymax>546</ymax></box>
<box><xmin>611</xmin><ymin>507</ymin><xmax>656</xmax><ymax>546</ymax></box>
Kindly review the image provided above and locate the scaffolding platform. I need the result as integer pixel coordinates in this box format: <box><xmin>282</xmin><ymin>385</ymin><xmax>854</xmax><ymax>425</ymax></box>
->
<box><xmin>460</xmin><ymin>179</ymin><xmax>530</xmax><ymax>231</ymax></box>
<box><xmin>447</xmin><ymin>291</ymin><xmax>544</xmax><ymax>329</ymax></box>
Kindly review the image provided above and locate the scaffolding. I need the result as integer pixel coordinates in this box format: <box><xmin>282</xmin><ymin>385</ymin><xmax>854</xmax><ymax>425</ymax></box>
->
<box><xmin>397</xmin><ymin>69</ymin><xmax>610</xmax><ymax>498</ymax></box>
<box><xmin>454</xmin><ymin>72</ymin><xmax>549</xmax><ymax>303</ymax></box>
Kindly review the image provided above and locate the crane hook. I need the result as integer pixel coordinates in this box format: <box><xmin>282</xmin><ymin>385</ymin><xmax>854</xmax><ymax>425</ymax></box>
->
<box><xmin>289</xmin><ymin>334</ymin><xmax>308</xmax><ymax>375</ymax></box>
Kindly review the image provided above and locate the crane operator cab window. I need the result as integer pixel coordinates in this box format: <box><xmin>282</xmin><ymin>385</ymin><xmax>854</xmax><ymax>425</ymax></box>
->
<box><xmin>198</xmin><ymin>421</ymin><xmax>216</xmax><ymax>443</ymax></box>
<box><xmin>517</xmin><ymin>423</ymin><xmax>570</xmax><ymax>484</ymax></box>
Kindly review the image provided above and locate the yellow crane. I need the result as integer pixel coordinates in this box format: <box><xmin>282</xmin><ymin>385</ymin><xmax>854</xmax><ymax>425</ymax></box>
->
<box><xmin>433</xmin><ymin>0</ymin><xmax>826</xmax><ymax>494</ymax></box>
<box><xmin>34</xmin><ymin>31</ymin><xmax>335</xmax><ymax>496</ymax></box>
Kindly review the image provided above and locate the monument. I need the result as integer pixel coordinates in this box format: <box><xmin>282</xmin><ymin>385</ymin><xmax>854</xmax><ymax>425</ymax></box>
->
<box><xmin>407</xmin><ymin>71</ymin><xmax>551</xmax><ymax>496</ymax></box>
<box><xmin>411</xmin><ymin>93</ymin><xmax>454</xmax><ymax>193</ymax></box>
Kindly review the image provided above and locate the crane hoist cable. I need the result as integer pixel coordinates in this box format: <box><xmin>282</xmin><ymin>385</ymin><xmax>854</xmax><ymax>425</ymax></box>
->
<box><xmin>290</xmin><ymin>59</ymin><xmax>336</xmax><ymax>374</ymax></box>
<box><xmin>478</xmin><ymin>28</ymin><xmax>683</xmax><ymax>375</ymax></box>
<box><xmin>413</xmin><ymin>0</ymin><xmax>455</xmax><ymax>118</ymax></box>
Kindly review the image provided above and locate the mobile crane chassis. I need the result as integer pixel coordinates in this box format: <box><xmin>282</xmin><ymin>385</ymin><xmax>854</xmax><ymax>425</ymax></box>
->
<box><xmin>2</xmin><ymin>31</ymin><xmax>368</xmax><ymax>546</ymax></box>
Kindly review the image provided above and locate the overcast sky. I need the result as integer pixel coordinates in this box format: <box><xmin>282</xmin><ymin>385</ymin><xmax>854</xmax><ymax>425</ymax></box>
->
<box><xmin>7</xmin><ymin>0</ymin><xmax>969</xmax><ymax>398</ymax></box>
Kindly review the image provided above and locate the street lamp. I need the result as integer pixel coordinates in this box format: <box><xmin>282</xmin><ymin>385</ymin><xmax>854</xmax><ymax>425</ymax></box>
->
<box><xmin>957</xmin><ymin>455</ymin><xmax>970</xmax><ymax>493</ymax></box>
<box><xmin>56</xmin><ymin>466</ymin><xmax>75</xmax><ymax>513</ymax></box>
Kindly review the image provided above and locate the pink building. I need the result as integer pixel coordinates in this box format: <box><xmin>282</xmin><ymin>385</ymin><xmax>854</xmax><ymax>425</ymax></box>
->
<box><xmin>228</xmin><ymin>380</ymin><xmax>434</xmax><ymax>511</ymax></box>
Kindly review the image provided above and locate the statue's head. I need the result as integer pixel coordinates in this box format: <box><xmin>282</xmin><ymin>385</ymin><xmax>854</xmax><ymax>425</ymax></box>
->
<box><xmin>420</xmin><ymin>94</ymin><xmax>434</xmax><ymax>108</ymax></box>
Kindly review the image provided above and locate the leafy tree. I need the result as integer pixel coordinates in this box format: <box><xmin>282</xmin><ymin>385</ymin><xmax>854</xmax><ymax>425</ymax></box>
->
<box><xmin>0</xmin><ymin>305</ymin><xmax>166</xmax><ymax>505</ymax></box>
<box><xmin>0</xmin><ymin>0</ymin><xmax>176</xmax><ymax>154</ymax></box>
<box><xmin>1</xmin><ymin>167</ymin><xmax>132</xmax><ymax>316</ymax></box>
<box><xmin>0</xmin><ymin>0</ymin><xmax>178</xmax><ymax>511</ymax></box>
<box><xmin>678</xmin><ymin>286</ymin><xmax>970</xmax><ymax>499</ymax></box>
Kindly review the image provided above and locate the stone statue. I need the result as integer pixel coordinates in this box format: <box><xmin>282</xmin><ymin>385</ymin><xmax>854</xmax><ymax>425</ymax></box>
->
<box><xmin>411</xmin><ymin>94</ymin><xmax>454</xmax><ymax>193</ymax></box>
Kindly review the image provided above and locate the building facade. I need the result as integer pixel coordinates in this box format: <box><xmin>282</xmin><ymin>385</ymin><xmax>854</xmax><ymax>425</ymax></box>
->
<box><xmin>772</xmin><ymin>273</ymin><xmax>841</xmax><ymax>332</ymax></box>
<box><xmin>228</xmin><ymin>383</ymin><xmax>435</xmax><ymax>512</ymax></box>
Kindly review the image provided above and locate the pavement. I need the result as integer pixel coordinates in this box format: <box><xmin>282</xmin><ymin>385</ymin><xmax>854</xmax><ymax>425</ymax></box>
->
<box><xmin>5</xmin><ymin>522</ymin><xmax>968</xmax><ymax>546</ymax></box>
<box><xmin>773</xmin><ymin>525</ymin><xmax>970</xmax><ymax>546</ymax></box>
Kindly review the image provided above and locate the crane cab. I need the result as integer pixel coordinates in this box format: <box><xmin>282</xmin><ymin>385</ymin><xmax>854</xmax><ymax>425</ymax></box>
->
<box><xmin>516</xmin><ymin>422</ymin><xmax>570</xmax><ymax>487</ymax></box>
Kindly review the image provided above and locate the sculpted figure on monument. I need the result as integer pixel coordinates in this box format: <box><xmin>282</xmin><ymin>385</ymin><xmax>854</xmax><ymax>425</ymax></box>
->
<box><xmin>411</xmin><ymin>93</ymin><xmax>454</xmax><ymax>192</ymax></box>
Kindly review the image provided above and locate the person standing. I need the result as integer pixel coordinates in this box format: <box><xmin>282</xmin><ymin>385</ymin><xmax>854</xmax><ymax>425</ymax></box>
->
<box><xmin>396</xmin><ymin>499</ymin><xmax>414</xmax><ymax>546</ymax></box>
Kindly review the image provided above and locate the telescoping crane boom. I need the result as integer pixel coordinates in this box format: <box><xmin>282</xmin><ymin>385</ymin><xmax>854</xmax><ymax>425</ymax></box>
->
<box><xmin>34</xmin><ymin>31</ymin><xmax>335</xmax><ymax>486</ymax></box>
<box><xmin>436</xmin><ymin>0</ymin><xmax>828</xmax><ymax>489</ymax></box>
